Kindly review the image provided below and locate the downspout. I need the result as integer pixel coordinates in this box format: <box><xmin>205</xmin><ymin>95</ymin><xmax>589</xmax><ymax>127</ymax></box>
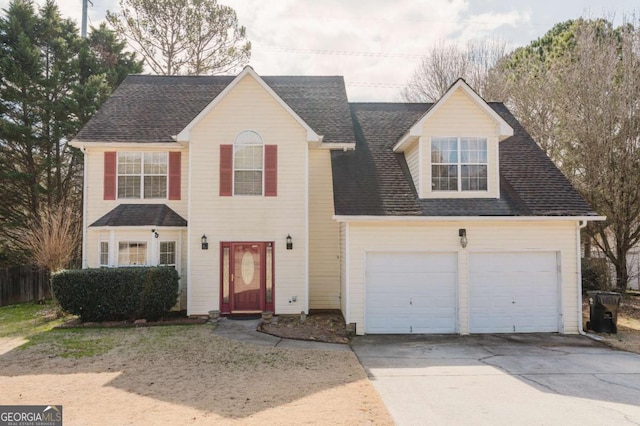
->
<box><xmin>81</xmin><ymin>145</ymin><xmax>88</xmax><ymax>269</ymax></box>
<box><xmin>577</xmin><ymin>220</ymin><xmax>587</xmax><ymax>335</ymax></box>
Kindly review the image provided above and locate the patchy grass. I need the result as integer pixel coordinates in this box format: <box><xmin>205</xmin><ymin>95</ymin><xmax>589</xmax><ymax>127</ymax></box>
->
<box><xmin>0</xmin><ymin>302</ymin><xmax>66</xmax><ymax>338</ymax></box>
<box><xmin>20</xmin><ymin>328</ymin><xmax>121</xmax><ymax>359</ymax></box>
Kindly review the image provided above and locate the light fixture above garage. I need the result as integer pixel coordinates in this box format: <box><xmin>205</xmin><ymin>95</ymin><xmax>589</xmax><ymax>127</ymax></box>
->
<box><xmin>201</xmin><ymin>234</ymin><xmax>208</xmax><ymax>250</ymax></box>
<box><xmin>459</xmin><ymin>229</ymin><xmax>468</xmax><ymax>248</ymax></box>
<box><xmin>286</xmin><ymin>234</ymin><xmax>293</xmax><ymax>250</ymax></box>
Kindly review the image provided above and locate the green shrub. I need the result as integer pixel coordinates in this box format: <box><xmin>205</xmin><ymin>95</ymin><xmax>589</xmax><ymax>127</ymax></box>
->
<box><xmin>52</xmin><ymin>267</ymin><xmax>180</xmax><ymax>322</ymax></box>
<box><xmin>582</xmin><ymin>257</ymin><xmax>612</xmax><ymax>291</ymax></box>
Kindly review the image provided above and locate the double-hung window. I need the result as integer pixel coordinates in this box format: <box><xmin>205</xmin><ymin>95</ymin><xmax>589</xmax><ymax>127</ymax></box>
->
<box><xmin>117</xmin><ymin>152</ymin><xmax>168</xmax><ymax>199</ymax></box>
<box><xmin>233</xmin><ymin>131</ymin><xmax>263</xmax><ymax>195</ymax></box>
<box><xmin>118</xmin><ymin>242</ymin><xmax>147</xmax><ymax>266</ymax></box>
<box><xmin>99</xmin><ymin>241</ymin><xmax>109</xmax><ymax>267</ymax></box>
<box><xmin>431</xmin><ymin>137</ymin><xmax>487</xmax><ymax>192</ymax></box>
<box><xmin>159</xmin><ymin>241</ymin><xmax>176</xmax><ymax>267</ymax></box>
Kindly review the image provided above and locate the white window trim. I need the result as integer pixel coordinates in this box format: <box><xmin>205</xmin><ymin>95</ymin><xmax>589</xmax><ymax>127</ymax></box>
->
<box><xmin>99</xmin><ymin>241</ymin><xmax>109</xmax><ymax>267</ymax></box>
<box><xmin>159</xmin><ymin>240</ymin><xmax>177</xmax><ymax>267</ymax></box>
<box><xmin>117</xmin><ymin>152</ymin><xmax>168</xmax><ymax>200</ymax></box>
<box><xmin>431</xmin><ymin>136</ymin><xmax>488</xmax><ymax>193</ymax></box>
<box><xmin>117</xmin><ymin>241</ymin><xmax>149</xmax><ymax>267</ymax></box>
<box><xmin>233</xmin><ymin>130</ymin><xmax>264</xmax><ymax>196</ymax></box>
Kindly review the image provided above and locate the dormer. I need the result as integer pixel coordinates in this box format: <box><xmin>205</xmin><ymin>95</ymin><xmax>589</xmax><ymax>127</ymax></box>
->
<box><xmin>393</xmin><ymin>79</ymin><xmax>513</xmax><ymax>199</ymax></box>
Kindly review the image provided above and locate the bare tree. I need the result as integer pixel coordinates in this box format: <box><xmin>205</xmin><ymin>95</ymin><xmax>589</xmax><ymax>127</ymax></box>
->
<box><xmin>558</xmin><ymin>20</ymin><xmax>640</xmax><ymax>293</ymax></box>
<box><xmin>21</xmin><ymin>203</ymin><xmax>82</xmax><ymax>272</ymax></box>
<box><xmin>401</xmin><ymin>38</ymin><xmax>509</xmax><ymax>102</ymax></box>
<box><xmin>107</xmin><ymin>0</ymin><xmax>251</xmax><ymax>75</ymax></box>
<box><xmin>493</xmin><ymin>17</ymin><xmax>640</xmax><ymax>292</ymax></box>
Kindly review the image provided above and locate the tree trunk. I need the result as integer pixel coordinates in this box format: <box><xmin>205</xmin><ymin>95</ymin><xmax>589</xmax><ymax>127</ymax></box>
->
<box><xmin>613</xmin><ymin>251</ymin><xmax>628</xmax><ymax>295</ymax></box>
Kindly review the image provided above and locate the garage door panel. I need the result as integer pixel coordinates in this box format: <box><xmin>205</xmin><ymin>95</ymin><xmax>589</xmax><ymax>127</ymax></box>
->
<box><xmin>366</xmin><ymin>252</ymin><xmax>457</xmax><ymax>334</ymax></box>
<box><xmin>470</xmin><ymin>252</ymin><xmax>559</xmax><ymax>334</ymax></box>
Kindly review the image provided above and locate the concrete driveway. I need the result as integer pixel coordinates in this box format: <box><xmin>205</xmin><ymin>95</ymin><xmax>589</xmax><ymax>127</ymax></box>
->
<box><xmin>351</xmin><ymin>334</ymin><xmax>640</xmax><ymax>425</ymax></box>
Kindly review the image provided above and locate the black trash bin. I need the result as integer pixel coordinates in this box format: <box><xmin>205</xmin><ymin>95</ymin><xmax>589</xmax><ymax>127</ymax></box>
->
<box><xmin>586</xmin><ymin>291</ymin><xmax>622</xmax><ymax>333</ymax></box>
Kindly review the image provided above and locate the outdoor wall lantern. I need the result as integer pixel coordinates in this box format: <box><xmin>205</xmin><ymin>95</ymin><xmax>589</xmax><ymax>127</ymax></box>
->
<box><xmin>151</xmin><ymin>229</ymin><xmax>159</xmax><ymax>238</ymax></box>
<box><xmin>201</xmin><ymin>234</ymin><xmax>209</xmax><ymax>250</ymax></box>
<box><xmin>459</xmin><ymin>228</ymin><xmax>468</xmax><ymax>248</ymax></box>
<box><xmin>286</xmin><ymin>234</ymin><xmax>293</xmax><ymax>250</ymax></box>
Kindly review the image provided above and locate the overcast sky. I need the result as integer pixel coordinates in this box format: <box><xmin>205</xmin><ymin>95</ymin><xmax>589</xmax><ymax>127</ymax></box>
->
<box><xmin>1</xmin><ymin>0</ymin><xmax>638</xmax><ymax>100</ymax></box>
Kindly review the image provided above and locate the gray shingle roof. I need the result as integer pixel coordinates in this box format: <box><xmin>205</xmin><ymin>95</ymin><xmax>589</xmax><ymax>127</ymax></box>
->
<box><xmin>78</xmin><ymin>73</ymin><xmax>595</xmax><ymax>218</ymax></box>
<box><xmin>90</xmin><ymin>204</ymin><xmax>187</xmax><ymax>227</ymax></box>
<box><xmin>331</xmin><ymin>102</ymin><xmax>597</xmax><ymax>217</ymax></box>
<box><xmin>74</xmin><ymin>74</ymin><xmax>355</xmax><ymax>144</ymax></box>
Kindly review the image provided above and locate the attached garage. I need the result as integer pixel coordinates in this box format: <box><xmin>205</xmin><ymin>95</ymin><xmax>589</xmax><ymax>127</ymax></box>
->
<box><xmin>365</xmin><ymin>252</ymin><xmax>457</xmax><ymax>334</ymax></box>
<box><xmin>469</xmin><ymin>252</ymin><xmax>560</xmax><ymax>333</ymax></box>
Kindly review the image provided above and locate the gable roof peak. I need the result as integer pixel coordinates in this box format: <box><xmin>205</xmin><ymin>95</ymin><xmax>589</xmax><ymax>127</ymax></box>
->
<box><xmin>393</xmin><ymin>78</ymin><xmax>514</xmax><ymax>152</ymax></box>
<box><xmin>176</xmin><ymin>67</ymin><xmax>323</xmax><ymax>143</ymax></box>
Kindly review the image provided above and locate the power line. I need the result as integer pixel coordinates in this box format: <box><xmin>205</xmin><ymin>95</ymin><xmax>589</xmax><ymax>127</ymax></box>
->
<box><xmin>346</xmin><ymin>82</ymin><xmax>405</xmax><ymax>89</ymax></box>
<box><xmin>259</xmin><ymin>45</ymin><xmax>427</xmax><ymax>59</ymax></box>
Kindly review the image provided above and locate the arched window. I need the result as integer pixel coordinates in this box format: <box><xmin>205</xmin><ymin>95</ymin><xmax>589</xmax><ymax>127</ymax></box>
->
<box><xmin>234</xmin><ymin>131</ymin><xmax>264</xmax><ymax>195</ymax></box>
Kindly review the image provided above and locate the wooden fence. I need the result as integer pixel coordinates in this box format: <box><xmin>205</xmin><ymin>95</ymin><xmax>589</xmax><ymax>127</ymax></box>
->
<box><xmin>0</xmin><ymin>266</ymin><xmax>50</xmax><ymax>307</ymax></box>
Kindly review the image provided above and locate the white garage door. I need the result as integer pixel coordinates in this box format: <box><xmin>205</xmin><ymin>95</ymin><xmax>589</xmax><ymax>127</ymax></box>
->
<box><xmin>366</xmin><ymin>252</ymin><xmax>457</xmax><ymax>334</ymax></box>
<box><xmin>469</xmin><ymin>252</ymin><xmax>559</xmax><ymax>333</ymax></box>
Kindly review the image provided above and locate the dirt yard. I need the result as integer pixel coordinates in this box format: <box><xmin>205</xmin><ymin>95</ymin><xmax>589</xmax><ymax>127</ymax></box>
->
<box><xmin>583</xmin><ymin>292</ymin><xmax>640</xmax><ymax>354</ymax></box>
<box><xmin>0</xmin><ymin>323</ymin><xmax>392</xmax><ymax>425</ymax></box>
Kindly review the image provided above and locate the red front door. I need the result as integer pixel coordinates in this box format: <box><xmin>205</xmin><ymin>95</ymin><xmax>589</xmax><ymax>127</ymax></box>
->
<box><xmin>220</xmin><ymin>242</ymin><xmax>274</xmax><ymax>314</ymax></box>
<box><xmin>233</xmin><ymin>243</ymin><xmax>261</xmax><ymax>311</ymax></box>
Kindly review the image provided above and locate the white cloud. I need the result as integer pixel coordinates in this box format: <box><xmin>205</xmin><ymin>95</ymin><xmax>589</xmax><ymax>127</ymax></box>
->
<box><xmin>0</xmin><ymin>0</ymin><xmax>637</xmax><ymax>100</ymax></box>
<box><xmin>223</xmin><ymin>0</ymin><xmax>471</xmax><ymax>100</ymax></box>
<box><xmin>458</xmin><ymin>9</ymin><xmax>532</xmax><ymax>42</ymax></box>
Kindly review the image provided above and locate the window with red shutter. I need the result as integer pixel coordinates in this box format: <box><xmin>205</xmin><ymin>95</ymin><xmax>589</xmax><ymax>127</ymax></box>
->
<box><xmin>220</xmin><ymin>144</ymin><xmax>233</xmax><ymax>196</ymax></box>
<box><xmin>104</xmin><ymin>151</ymin><xmax>116</xmax><ymax>200</ymax></box>
<box><xmin>168</xmin><ymin>152</ymin><xmax>181</xmax><ymax>200</ymax></box>
<box><xmin>264</xmin><ymin>145</ymin><xmax>277</xmax><ymax>196</ymax></box>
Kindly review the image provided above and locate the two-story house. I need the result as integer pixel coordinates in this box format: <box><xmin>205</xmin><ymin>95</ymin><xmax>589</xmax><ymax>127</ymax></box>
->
<box><xmin>71</xmin><ymin>66</ymin><xmax>601</xmax><ymax>335</ymax></box>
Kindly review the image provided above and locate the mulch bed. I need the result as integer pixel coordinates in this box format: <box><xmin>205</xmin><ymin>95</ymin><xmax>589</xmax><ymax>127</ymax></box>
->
<box><xmin>56</xmin><ymin>311</ymin><xmax>207</xmax><ymax>329</ymax></box>
<box><xmin>259</xmin><ymin>312</ymin><xmax>349</xmax><ymax>344</ymax></box>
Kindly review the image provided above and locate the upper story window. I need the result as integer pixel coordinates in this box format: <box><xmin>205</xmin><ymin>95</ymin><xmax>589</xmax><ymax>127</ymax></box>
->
<box><xmin>431</xmin><ymin>137</ymin><xmax>487</xmax><ymax>192</ymax></box>
<box><xmin>117</xmin><ymin>152</ymin><xmax>168</xmax><ymax>199</ymax></box>
<box><xmin>234</xmin><ymin>131</ymin><xmax>263</xmax><ymax>196</ymax></box>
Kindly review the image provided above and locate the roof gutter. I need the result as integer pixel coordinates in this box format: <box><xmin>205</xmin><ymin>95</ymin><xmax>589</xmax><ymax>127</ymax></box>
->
<box><xmin>69</xmin><ymin>140</ymin><xmax>185</xmax><ymax>149</ymax></box>
<box><xmin>333</xmin><ymin>215</ymin><xmax>606</xmax><ymax>223</ymax></box>
<box><xmin>88</xmin><ymin>225</ymin><xmax>187</xmax><ymax>231</ymax></box>
<box><xmin>312</xmin><ymin>142</ymin><xmax>356</xmax><ymax>151</ymax></box>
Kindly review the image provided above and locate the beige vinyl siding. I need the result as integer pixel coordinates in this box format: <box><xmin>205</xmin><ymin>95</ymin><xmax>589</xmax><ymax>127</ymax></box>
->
<box><xmin>84</xmin><ymin>146</ymin><xmax>188</xmax><ymax>228</ymax></box>
<box><xmin>404</xmin><ymin>141</ymin><xmax>420</xmax><ymax>193</ymax></box>
<box><xmin>346</xmin><ymin>221</ymin><xmax>579</xmax><ymax>335</ymax></box>
<box><xmin>83</xmin><ymin>145</ymin><xmax>188</xmax><ymax>267</ymax></box>
<box><xmin>188</xmin><ymin>74</ymin><xmax>308</xmax><ymax>316</ymax></box>
<box><xmin>421</xmin><ymin>88</ymin><xmax>500</xmax><ymax>199</ymax></box>
<box><xmin>308</xmin><ymin>149</ymin><xmax>341</xmax><ymax>309</ymax></box>
<box><xmin>83</xmin><ymin>144</ymin><xmax>189</xmax><ymax>308</ymax></box>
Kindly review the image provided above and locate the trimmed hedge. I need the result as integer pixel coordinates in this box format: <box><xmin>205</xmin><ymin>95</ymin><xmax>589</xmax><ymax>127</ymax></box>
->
<box><xmin>52</xmin><ymin>267</ymin><xmax>180</xmax><ymax>322</ymax></box>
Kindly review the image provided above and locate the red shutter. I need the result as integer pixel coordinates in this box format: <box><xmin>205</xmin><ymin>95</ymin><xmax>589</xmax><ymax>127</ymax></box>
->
<box><xmin>168</xmin><ymin>151</ymin><xmax>181</xmax><ymax>200</ymax></box>
<box><xmin>220</xmin><ymin>145</ymin><xmax>233</xmax><ymax>196</ymax></box>
<box><xmin>265</xmin><ymin>145</ymin><xmax>277</xmax><ymax>197</ymax></box>
<box><xmin>104</xmin><ymin>151</ymin><xmax>116</xmax><ymax>200</ymax></box>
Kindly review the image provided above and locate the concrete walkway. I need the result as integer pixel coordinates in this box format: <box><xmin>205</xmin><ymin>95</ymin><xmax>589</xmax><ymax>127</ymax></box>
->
<box><xmin>211</xmin><ymin>317</ymin><xmax>352</xmax><ymax>352</ymax></box>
